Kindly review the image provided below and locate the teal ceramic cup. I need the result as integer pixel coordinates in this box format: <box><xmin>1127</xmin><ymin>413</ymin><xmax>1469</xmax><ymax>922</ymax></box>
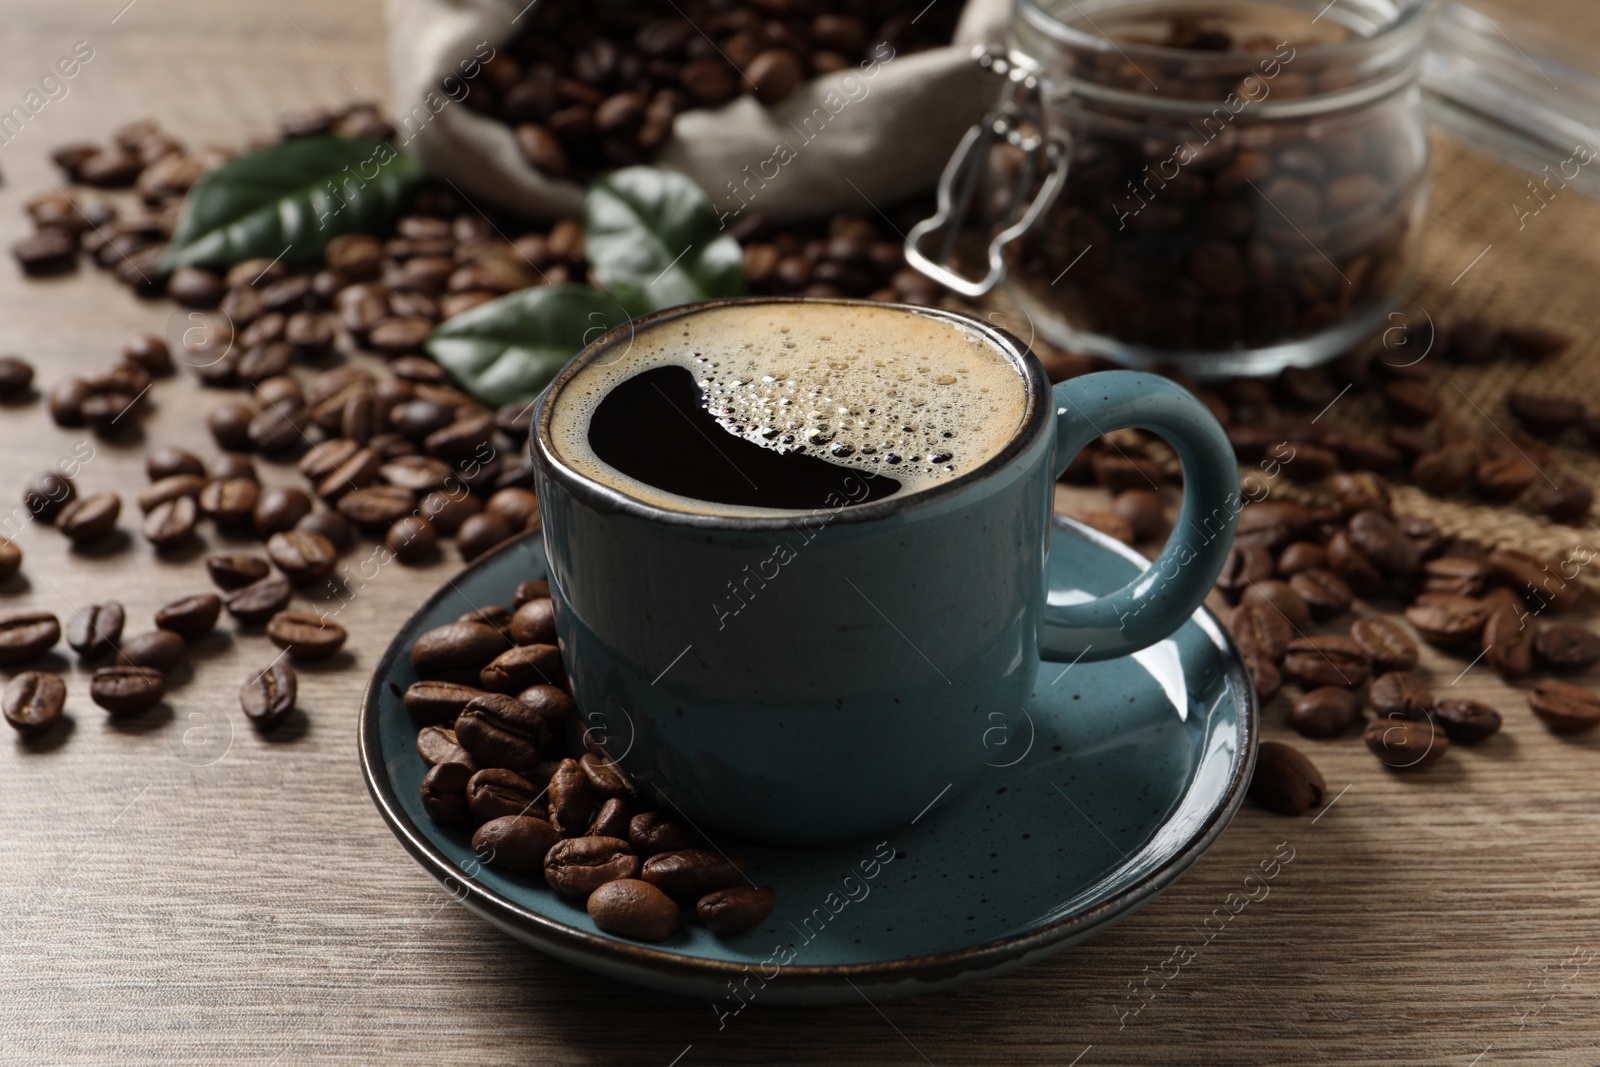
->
<box><xmin>531</xmin><ymin>298</ymin><xmax>1239</xmax><ymax>844</ymax></box>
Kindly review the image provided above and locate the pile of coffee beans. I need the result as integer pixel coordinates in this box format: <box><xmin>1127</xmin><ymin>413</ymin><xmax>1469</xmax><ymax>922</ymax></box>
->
<box><xmin>469</xmin><ymin>1</ymin><xmax>960</xmax><ymax>183</ymax></box>
<box><xmin>406</xmin><ymin>578</ymin><xmax>776</xmax><ymax>942</ymax></box>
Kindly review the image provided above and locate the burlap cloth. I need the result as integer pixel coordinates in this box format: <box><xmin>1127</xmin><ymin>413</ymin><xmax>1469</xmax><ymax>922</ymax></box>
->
<box><xmin>1042</xmin><ymin>132</ymin><xmax>1600</xmax><ymax>591</ymax></box>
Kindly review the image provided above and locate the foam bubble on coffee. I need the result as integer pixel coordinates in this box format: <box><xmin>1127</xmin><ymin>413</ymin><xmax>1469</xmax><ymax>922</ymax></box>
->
<box><xmin>551</xmin><ymin>302</ymin><xmax>1028</xmax><ymax>512</ymax></box>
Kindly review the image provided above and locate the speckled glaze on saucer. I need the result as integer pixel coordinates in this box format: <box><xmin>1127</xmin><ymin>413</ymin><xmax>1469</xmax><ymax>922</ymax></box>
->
<box><xmin>360</xmin><ymin>517</ymin><xmax>1257</xmax><ymax>1004</ymax></box>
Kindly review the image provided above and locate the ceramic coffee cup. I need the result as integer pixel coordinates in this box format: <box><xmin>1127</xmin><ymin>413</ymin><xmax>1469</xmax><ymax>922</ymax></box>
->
<box><xmin>531</xmin><ymin>298</ymin><xmax>1239</xmax><ymax>844</ymax></box>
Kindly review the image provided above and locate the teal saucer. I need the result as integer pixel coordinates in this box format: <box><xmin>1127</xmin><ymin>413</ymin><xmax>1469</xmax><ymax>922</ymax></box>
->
<box><xmin>359</xmin><ymin>518</ymin><xmax>1257</xmax><ymax>1003</ymax></box>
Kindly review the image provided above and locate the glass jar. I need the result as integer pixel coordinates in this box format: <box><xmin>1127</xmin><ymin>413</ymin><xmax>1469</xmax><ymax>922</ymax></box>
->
<box><xmin>908</xmin><ymin>0</ymin><xmax>1438</xmax><ymax>377</ymax></box>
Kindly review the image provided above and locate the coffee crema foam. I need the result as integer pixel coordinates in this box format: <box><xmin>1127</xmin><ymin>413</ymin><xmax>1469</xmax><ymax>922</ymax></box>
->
<box><xmin>550</xmin><ymin>303</ymin><xmax>1029</xmax><ymax>515</ymax></box>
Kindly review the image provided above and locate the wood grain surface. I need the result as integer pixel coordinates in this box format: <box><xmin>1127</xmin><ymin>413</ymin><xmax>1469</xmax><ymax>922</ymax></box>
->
<box><xmin>0</xmin><ymin>2</ymin><xmax>1598</xmax><ymax>1064</ymax></box>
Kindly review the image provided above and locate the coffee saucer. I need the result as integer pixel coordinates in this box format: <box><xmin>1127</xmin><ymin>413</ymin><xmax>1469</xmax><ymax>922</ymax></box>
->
<box><xmin>359</xmin><ymin>518</ymin><xmax>1257</xmax><ymax>1004</ymax></box>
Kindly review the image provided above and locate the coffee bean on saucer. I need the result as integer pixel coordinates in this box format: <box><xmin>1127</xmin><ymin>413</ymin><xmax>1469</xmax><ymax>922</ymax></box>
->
<box><xmin>90</xmin><ymin>665</ymin><xmax>165</xmax><ymax>716</ymax></box>
<box><xmin>475</xmin><ymin>815</ymin><xmax>564</xmax><ymax>875</ymax></box>
<box><xmin>417</xmin><ymin>724</ymin><xmax>475</xmax><ymax>769</ymax></box>
<box><xmin>419</xmin><ymin>760</ymin><xmax>474</xmax><ymax>824</ymax></box>
<box><xmin>403</xmin><ymin>680</ymin><xmax>489</xmax><ymax>726</ymax></box>
<box><xmin>1365</xmin><ymin>718</ymin><xmax>1447</xmax><ymax>768</ymax></box>
<box><xmin>509</xmin><ymin>599</ymin><xmax>557</xmax><ymax>645</ymax></box>
<box><xmin>224</xmin><ymin>575</ymin><xmax>293</xmax><ymax>625</ymax></box>
<box><xmin>548</xmin><ymin>757</ymin><xmax>593</xmax><ymax>836</ymax></box>
<box><xmin>1534</xmin><ymin>624</ymin><xmax>1600</xmax><ymax>669</ymax></box>
<box><xmin>459</xmin><ymin>605</ymin><xmax>514</xmax><ymax>638</ymax></box>
<box><xmin>1291</xmin><ymin>687</ymin><xmax>1362</xmax><ymax>739</ymax></box>
<box><xmin>1529</xmin><ymin>681</ymin><xmax>1600</xmax><ymax>733</ymax></box>
<box><xmin>641</xmin><ymin>848</ymin><xmax>746</xmax><ymax>901</ymax></box>
<box><xmin>3</xmin><ymin>671</ymin><xmax>65</xmax><ymax>737</ymax></box>
<box><xmin>1367</xmin><ymin>671</ymin><xmax>1434</xmax><ymax>721</ymax></box>
<box><xmin>1249</xmin><ymin>741</ymin><xmax>1325</xmax><ymax>816</ymax></box>
<box><xmin>589</xmin><ymin>879</ymin><xmax>681</xmax><ymax>941</ymax></box>
<box><xmin>579</xmin><ymin>752</ymin><xmax>638</xmax><ymax>802</ymax></box>
<box><xmin>1282</xmin><ymin>636</ymin><xmax>1371</xmax><ymax>689</ymax></box>
<box><xmin>1434</xmin><ymin>699</ymin><xmax>1502</xmax><ymax>744</ymax></box>
<box><xmin>66</xmin><ymin>602</ymin><xmax>123</xmax><ymax>658</ymax></box>
<box><xmin>410</xmin><ymin>620</ymin><xmax>507</xmax><ymax>672</ymax></box>
<box><xmin>240</xmin><ymin>661</ymin><xmax>297</xmax><ymax>729</ymax></box>
<box><xmin>512</xmin><ymin>580</ymin><xmax>550</xmax><ymax>608</ymax></box>
<box><xmin>629</xmin><ymin>811</ymin><xmax>699</xmax><ymax>856</ymax></box>
<box><xmin>1348</xmin><ymin>617</ymin><xmax>1418</xmax><ymax>672</ymax></box>
<box><xmin>57</xmin><ymin>492</ymin><xmax>121</xmax><ymax>545</ymax></box>
<box><xmin>485</xmin><ymin>488</ymin><xmax>540</xmax><ymax>531</ymax></box>
<box><xmin>265</xmin><ymin>609</ymin><xmax>347</xmax><ymax>659</ymax></box>
<box><xmin>467</xmin><ymin>767</ymin><xmax>547</xmax><ymax>822</ymax></box>
<box><xmin>454</xmin><ymin>693</ymin><xmax>547</xmax><ymax>773</ymax></box>
<box><xmin>697</xmin><ymin>885</ymin><xmax>776</xmax><ymax>935</ymax></box>
<box><xmin>0</xmin><ymin>610</ymin><xmax>61</xmax><ymax>664</ymax></box>
<box><xmin>588</xmin><ymin>797</ymin><xmax>631</xmax><ymax>839</ymax></box>
<box><xmin>544</xmin><ymin>836</ymin><xmax>640</xmax><ymax>899</ymax></box>
<box><xmin>206</xmin><ymin>553</ymin><xmax>271</xmax><ymax>590</ymax></box>
<box><xmin>479</xmin><ymin>643</ymin><xmax>564</xmax><ymax>693</ymax></box>
<box><xmin>114</xmin><ymin>629</ymin><xmax>186</xmax><ymax>672</ymax></box>
<box><xmin>155</xmin><ymin>593</ymin><xmax>222</xmax><ymax>641</ymax></box>
<box><xmin>457</xmin><ymin>512</ymin><xmax>514</xmax><ymax>562</ymax></box>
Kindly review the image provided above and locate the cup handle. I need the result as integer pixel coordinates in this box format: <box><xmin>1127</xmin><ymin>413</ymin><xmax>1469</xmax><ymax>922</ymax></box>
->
<box><xmin>1040</xmin><ymin>371</ymin><xmax>1239</xmax><ymax>663</ymax></box>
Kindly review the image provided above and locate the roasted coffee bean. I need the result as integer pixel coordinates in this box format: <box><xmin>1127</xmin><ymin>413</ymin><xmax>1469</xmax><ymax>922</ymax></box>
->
<box><xmin>0</xmin><ymin>610</ymin><xmax>61</xmax><ymax>664</ymax></box>
<box><xmin>144</xmin><ymin>447</ymin><xmax>203</xmax><ymax>482</ymax></box>
<box><xmin>266</xmin><ymin>530</ymin><xmax>337</xmax><ymax>584</ymax></box>
<box><xmin>265</xmin><ymin>609</ymin><xmax>347</xmax><ymax>659</ymax></box>
<box><xmin>0</xmin><ymin>537</ymin><xmax>19</xmax><ymax>583</ymax></box>
<box><xmin>588</xmin><ymin>797</ymin><xmax>631</xmax><ymax>839</ymax></box>
<box><xmin>475</xmin><ymin>815</ymin><xmax>564</xmax><ymax>874</ymax></box>
<box><xmin>138</xmin><ymin>474</ymin><xmax>206</xmax><ymax>513</ymax></box>
<box><xmin>1434</xmin><ymin>699</ymin><xmax>1502</xmax><ymax>744</ymax></box>
<box><xmin>1321</xmin><ymin>432</ymin><xmax>1401</xmax><ymax>473</ymax></box>
<box><xmin>154</xmin><ymin>593</ymin><xmax>222</xmax><ymax>641</ymax></box>
<box><xmin>547</xmin><ymin>757</ymin><xmax>593</xmax><ymax>835</ymax></box>
<box><xmin>1289</xmin><ymin>569</ymin><xmax>1353</xmax><ymax>619</ymax></box>
<box><xmin>1239</xmin><ymin>579</ymin><xmax>1310</xmax><ymax>630</ymax></box>
<box><xmin>380</xmin><ymin>454</ymin><xmax>454</xmax><ymax>492</ymax></box>
<box><xmin>480</xmin><ymin>643</ymin><xmax>565</xmax><ymax>693</ymax></box>
<box><xmin>66</xmin><ymin>601</ymin><xmax>123</xmax><ymax>658</ymax></box>
<box><xmin>418</xmin><ymin>490</ymin><xmax>481</xmax><ymax>535</ymax></box>
<box><xmin>588</xmin><ymin>879</ymin><xmax>681</xmax><ymax>942</ymax></box>
<box><xmin>206</xmin><ymin>554</ymin><xmax>271</xmax><ymax>590</ymax></box>
<box><xmin>57</xmin><ymin>492</ymin><xmax>121</xmax><ymax>545</ymax></box>
<box><xmin>1382</xmin><ymin>380</ymin><xmax>1440</xmax><ymax>424</ymax></box>
<box><xmin>47</xmin><ymin>379</ymin><xmax>92</xmax><ymax>427</ymax></box>
<box><xmin>509</xmin><ymin>598</ymin><xmax>557</xmax><ymax>646</ymax></box>
<box><xmin>1538</xmin><ymin>480</ymin><xmax>1594</xmax><ymax>523</ymax></box>
<box><xmin>337</xmin><ymin>484</ymin><xmax>416</xmax><ymax>531</ymax></box>
<box><xmin>114</xmin><ymin>629</ymin><xmax>186</xmax><ymax>672</ymax></box>
<box><xmin>1422</xmin><ymin>556</ymin><xmax>1485</xmax><ymax>597</ymax></box>
<box><xmin>1326</xmin><ymin>531</ymin><xmax>1386</xmax><ymax>598</ymax></box>
<box><xmin>1236</xmin><ymin>502</ymin><xmax>1314</xmax><ymax>552</ymax></box>
<box><xmin>1507</xmin><ymin>390</ymin><xmax>1584</xmax><ymax>434</ymax></box>
<box><xmin>1282</xmin><ymin>636</ymin><xmax>1371</xmax><ymax>689</ymax></box>
<box><xmin>1365</xmin><ymin>718</ymin><xmax>1447</xmax><ymax>768</ymax></box>
<box><xmin>1404</xmin><ymin>593</ymin><xmax>1487</xmax><ymax>646</ymax></box>
<box><xmin>209</xmin><ymin>453</ymin><xmax>258</xmax><ymax>483</ymax></box>
<box><xmin>458</xmin><ymin>605</ymin><xmax>514</xmax><ymax>638</ymax></box>
<box><xmin>1110</xmin><ymin>489</ymin><xmax>1164</xmax><ymax>542</ymax></box>
<box><xmin>142</xmin><ymin>495</ymin><xmax>197</xmax><ymax>551</ymax></box>
<box><xmin>486</xmin><ymin>488</ymin><xmax>540</xmax><ymax>532</ymax></box>
<box><xmin>240</xmin><ymin>661</ymin><xmax>296</xmax><ymax>728</ymax></box>
<box><xmin>697</xmin><ymin>884</ymin><xmax>776</xmax><ymax>936</ymax></box>
<box><xmin>1243</xmin><ymin>648</ymin><xmax>1282</xmax><ymax>703</ymax></box>
<box><xmin>579</xmin><ymin>752</ymin><xmax>638</xmax><ymax>802</ymax></box>
<box><xmin>1329</xmin><ymin>472</ymin><xmax>1393</xmax><ymax>517</ymax></box>
<box><xmin>1367</xmin><ymin>671</ymin><xmax>1434</xmax><ymax>721</ymax></box>
<box><xmin>454</xmin><ymin>692</ymin><xmax>547</xmax><ymax>773</ymax></box>
<box><xmin>2</xmin><ymin>671</ymin><xmax>66</xmax><ymax>737</ymax></box>
<box><xmin>386</xmin><ymin>515</ymin><xmax>439</xmax><ymax>564</ymax></box>
<box><xmin>254</xmin><ymin>487</ymin><xmax>314</xmax><ymax>537</ymax></box>
<box><xmin>1412</xmin><ymin>446</ymin><xmax>1476</xmax><ymax>495</ymax></box>
<box><xmin>457</xmin><ymin>512</ymin><xmax>515</xmax><ymax>562</ymax></box>
<box><xmin>1481</xmin><ymin>602</ymin><xmax>1538</xmax><ymax>680</ymax></box>
<box><xmin>90</xmin><ymin>665</ymin><xmax>165</xmax><ymax>716</ymax></box>
<box><xmin>419</xmin><ymin>760</ymin><xmax>474</xmax><ymax>824</ymax></box>
<box><xmin>23</xmin><ymin>470</ymin><xmax>76</xmax><ymax>523</ymax></box>
<box><xmin>510</xmin><ymin>582</ymin><xmax>550</xmax><ymax>612</ymax></box>
<box><xmin>123</xmin><ymin>335</ymin><xmax>173</xmax><ymax>376</ymax></box>
<box><xmin>544</xmin><ymin>836</ymin><xmax>641</xmax><ymax>899</ymax></box>
<box><xmin>1276</xmin><ymin>542</ymin><xmax>1326</xmax><ymax>578</ymax></box>
<box><xmin>629</xmin><ymin>811</ymin><xmax>699</xmax><ymax>857</ymax></box>
<box><xmin>1487</xmin><ymin>548</ymin><xmax>1583</xmax><ymax>612</ymax></box>
<box><xmin>207</xmin><ymin>402</ymin><xmax>255</xmax><ymax>451</ymax></box>
<box><xmin>1248</xmin><ymin>741</ymin><xmax>1325</xmax><ymax>816</ymax></box>
<box><xmin>1229</xmin><ymin>603</ymin><xmax>1292</xmax><ymax>662</ymax></box>
<box><xmin>1348</xmin><ymin>617</ymin><xmax>1419</xmax><ymax>672</ymax></box>
<box><xmin>467</xmin><ymin>767</ymin><xmax>546</xmax><ymax>821</ymax></box>
<box><xmin>417</xmin><ymin>724</ymin><xmax>475</xmax><ymax>769</ymax></box>
<box><xmin>403</xmin><ymin>680</ymin><xmax>489</xmax><ymax>726</ymax></box>
<box><xmin>641</xmin><ymin>848</ymin><xmax>746</xmax><ymax>901</ymax></box>
<box><xmin>411</xmin><ymin>620</ymin><xmax>507</xmax><ymax>672</ymax></box>
<box><xmin>1346</xmin><ymin>510</ymin><xmax>1418</xmax><ymax>576</ymax></box>
<box><xmin>1291</xmin><ymin>686</ymin><xmax>1362</xmax><ymax>739</ymax></box>
<box><xmin>223</xmin><ymin>574</ymin><xmax>293</xmax><ymax>624</ymax></box>
<box><xmin>295</xmin><ymin>510</ymin><xmax>352</xmax><ymax>551</ymax></box>
<box><xmin>1534</xmin><ymin>624</ymin><xmax>1600</xmax><ymax>669</ymax></box>
<box><xmin>1529</xmin><ymin>680</ymin><xmax>1600</xmax><ymax>732</ymax></box>
<box><xmin>1475</xmin><ymin>455</ymin><xmax>1538</xmax><ymax>501</ymax></box>
<box><xmin>1216</xmin><ymin>543</ymin><xmax>1273</xmax><ymax>601</ymax></box>
<box><xmin>199</xmin><ymin>477</ymin><xmax>260</xmax><ymax>526</ymax></box>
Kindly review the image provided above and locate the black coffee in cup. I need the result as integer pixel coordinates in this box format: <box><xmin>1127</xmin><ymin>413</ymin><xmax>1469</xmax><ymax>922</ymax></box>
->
<box><xmin>549</xmin><ymin>302</ymin><xmax>1030</xmax><ymax>513</ymax></box>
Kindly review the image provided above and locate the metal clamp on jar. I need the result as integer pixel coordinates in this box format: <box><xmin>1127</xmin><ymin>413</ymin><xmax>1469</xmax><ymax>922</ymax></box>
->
<box><xmin>909</xmin><ymin>0</ymin><xmax>1437</xmax><ymax>377</ymax></box>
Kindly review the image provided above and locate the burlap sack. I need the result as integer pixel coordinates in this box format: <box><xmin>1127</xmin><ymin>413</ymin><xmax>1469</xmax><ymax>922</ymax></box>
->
<box><xmin>385</xmin><ymin>0</ymin><xmax>1009</xmax><ymax>223</ymax></box>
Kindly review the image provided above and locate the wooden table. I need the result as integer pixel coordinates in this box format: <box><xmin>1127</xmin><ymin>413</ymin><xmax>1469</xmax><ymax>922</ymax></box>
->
<box><xmin>1</xmin><ymin>1</ymin><xmax>1597</xmax><ymax>1063</ymax></box>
